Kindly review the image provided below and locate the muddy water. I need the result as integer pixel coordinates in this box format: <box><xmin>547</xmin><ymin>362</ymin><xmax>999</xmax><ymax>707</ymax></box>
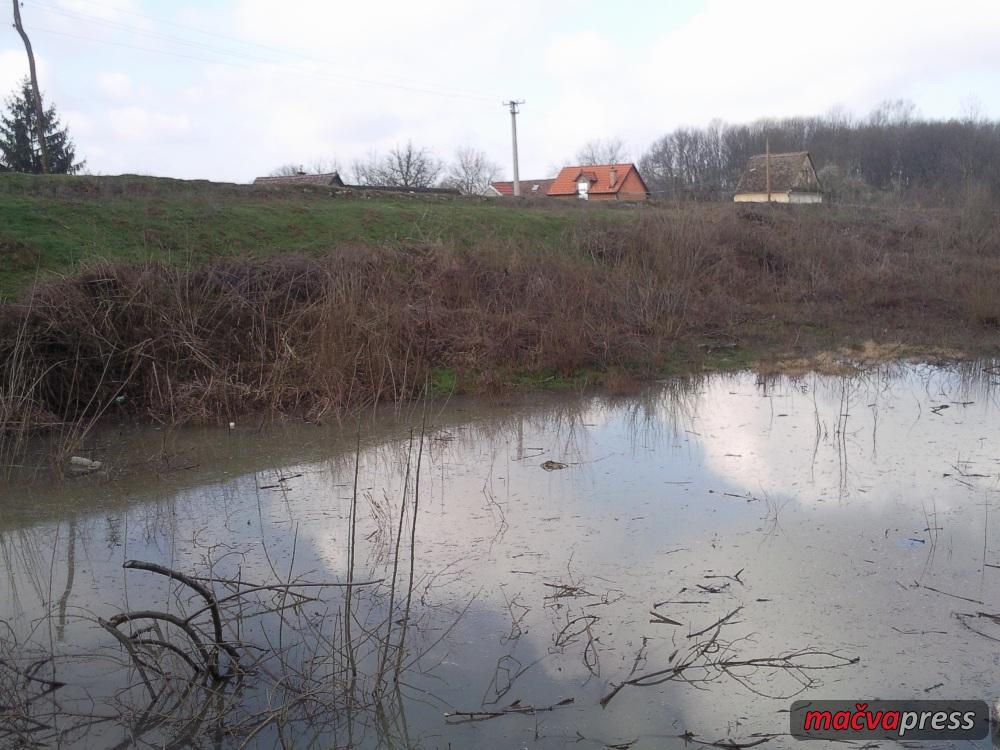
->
<box><xmin>2</xmin><ymin>362</ymin><xmax>999</xmax><ymax>748</ymax></box>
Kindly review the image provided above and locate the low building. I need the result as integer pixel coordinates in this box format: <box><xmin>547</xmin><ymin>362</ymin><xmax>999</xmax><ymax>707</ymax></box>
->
<box><xmin>351</xmin><ymin>184</ymin><xmax>460</xmax><ymax>195</ymax></box>
<box><xmin>253</xmin><ymin>172</ymin><xmax>460</xmax><ymax>195</ymax></box>
<box><xmin>488</xmin><ymin>178</ymin><xmax>555</xmax><ymax>197</ymax></box>
<box><xmin>253</xmin><ymin>172</ymin><xmax>346</xmax><ymax>187</ymax></box>
<box><xmin>547</xmin><ymin>163</ymin><xmax>649</xmax><ymax>201</ymax></box>
<box><xmin>733</xmin><ymin>152</ymin><xmax>823</xmax><ymax>204</ymax></box>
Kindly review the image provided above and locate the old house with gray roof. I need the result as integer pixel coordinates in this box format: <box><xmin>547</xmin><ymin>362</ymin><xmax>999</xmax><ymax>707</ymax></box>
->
<box><xmin>734</xmin><ymin>151</ymin><xmax>823</xmax><ymax>204</ymax></box>
<box><xmin>253</xmin><ymin>171</ymin><xmax>346</xmax><ymax>187</ymax></box>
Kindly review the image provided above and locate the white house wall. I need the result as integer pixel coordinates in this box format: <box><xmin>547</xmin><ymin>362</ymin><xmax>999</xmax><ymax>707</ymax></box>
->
<box><xmin>734</xmin><ymin>192</ymin><xmax>791</xmax><ymax>203</ymax></box>
<box><xmin>789</xmin><ymin>193</ymin><xmax>823</xmax><ymax>204</ymax></box>
<box><xmin>733</xmin><ymin>192</ymin><xmax>823</xmax><ymax>204</ymax></box>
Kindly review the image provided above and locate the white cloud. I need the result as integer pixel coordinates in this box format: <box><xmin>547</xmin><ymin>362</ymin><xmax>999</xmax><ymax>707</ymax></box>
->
<box><xmin>9</xmin><ymin>0</ymin><xmax>999</xmax><ymax>181</ymax></box>
<box><xmin>0</xmin><ymin>49</ymin><xmax>32</xmax><ymax>96</ymax></box>
<box><xmin>544</xmin><ymin>30</ymin><xmax>617</xmax><ymax>78</ymax></box>
<box><xmin>97</xmin><ymin>72</ymin><xmax>133</xmax><ymax>101</ymax></box>
<box><xmin>632</xmin><ymin>0</ymin><xmax>1000</xmax><ymax>124</ymax></box>
<box><xmin>52</xmin><ymin>0</ymin><xmax>146</xmax><ymax>25</ymax></box>
<box><xmin>62</xmin><ymin>109</ymin><xmax>96</xmax><ymax>138</ymax></box>
<box><xmin>108</xmin><ymin>106</ymin><xmax>192</xmax><ymax>141</ymax></box>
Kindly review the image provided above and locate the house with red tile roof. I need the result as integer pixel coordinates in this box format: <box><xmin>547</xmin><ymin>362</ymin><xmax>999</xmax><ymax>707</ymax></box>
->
<box><xmin>488</xmin><ymin>178</ymin><xmax>554</xmax><ymax>197</ymax></box>
<box><xmin>547</xmin><ymin>163</ymin><xmax>649</xmax><ymax>201</ymax></box>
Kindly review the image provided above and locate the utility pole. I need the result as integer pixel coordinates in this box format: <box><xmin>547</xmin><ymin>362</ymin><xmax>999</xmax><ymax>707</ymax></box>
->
<box><xmin>765</xmin><ymin>136</ymin><xmax>771</xmax><ymax>203</ymax></box>
<box><xmin>11</xmin><ymin>0</ymin><xmax>49</xmax><ymax>173</ymax></box>
<box><xmin>503</xmin><ymin>100</ymin><xmax>524</xmax><ymax>197</ymax></box>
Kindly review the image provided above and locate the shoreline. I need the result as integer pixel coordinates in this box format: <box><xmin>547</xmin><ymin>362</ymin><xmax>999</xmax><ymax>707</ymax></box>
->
<box><xmin>2</xmin><ymin>186</ymin><xmax>998</xmax><ymax>459</ymax></box>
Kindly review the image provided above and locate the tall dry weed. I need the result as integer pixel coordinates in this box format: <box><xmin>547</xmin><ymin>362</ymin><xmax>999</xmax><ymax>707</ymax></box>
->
<box><xmin>2</xmin><ymin>201</ymin><xmax>998</xmax><ymax>459</ymax></box>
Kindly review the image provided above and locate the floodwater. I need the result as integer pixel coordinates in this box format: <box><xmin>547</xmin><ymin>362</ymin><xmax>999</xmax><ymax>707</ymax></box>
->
<box><xmin>2</xmin><ymin>361</ymin><xmax>999</xmax><ymax>749</ymax></box>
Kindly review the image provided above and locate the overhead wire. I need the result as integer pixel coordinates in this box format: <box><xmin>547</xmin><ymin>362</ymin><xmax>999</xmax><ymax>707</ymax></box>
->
<box><xmin>21</xmin><ymin>0</ymin><xmax>498</xmax><ymax>103</ymax></box>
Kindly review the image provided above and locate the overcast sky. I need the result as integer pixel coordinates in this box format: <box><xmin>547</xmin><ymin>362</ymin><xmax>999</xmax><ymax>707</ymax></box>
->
<box><xmin>2</xmin><ymin>0</ymin><xmax>999</xmax><ymax>183</ymax></box>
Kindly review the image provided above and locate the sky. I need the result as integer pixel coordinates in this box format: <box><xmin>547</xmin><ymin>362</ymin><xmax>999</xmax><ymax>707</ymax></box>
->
<box><xmin>2</xmin><ymin>0</ymin><xmax>1000</xmax><ymax>183</ymax></box>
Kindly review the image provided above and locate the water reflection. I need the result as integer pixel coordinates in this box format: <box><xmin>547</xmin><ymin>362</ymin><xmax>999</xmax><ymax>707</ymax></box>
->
<box><xmin>1</xmin><ymin>361</ymin><xmax>999</xmax><ymax>748</ymax></box>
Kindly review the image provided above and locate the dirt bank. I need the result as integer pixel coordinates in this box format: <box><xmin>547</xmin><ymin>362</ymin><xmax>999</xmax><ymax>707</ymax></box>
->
<box><xmin>2</xmin><ymin>203</ymin><xmax>998</xmax><ymax>449</ymax></box>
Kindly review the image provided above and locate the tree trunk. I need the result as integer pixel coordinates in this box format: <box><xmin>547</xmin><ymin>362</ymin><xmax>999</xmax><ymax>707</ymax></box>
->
<box><xmin>11</xmin><ymin>0</ymin><xmax>50</xmax><ymax>173</ymax></box>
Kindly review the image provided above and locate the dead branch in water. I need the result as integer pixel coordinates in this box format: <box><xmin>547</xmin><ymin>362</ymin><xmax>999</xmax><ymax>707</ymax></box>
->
<box><xmin>1</xmin><ymin>544</ymin><xmax>457</xmax><ymax>748</ymax></box>
<box><xmin>678</xmin><ymin>731</ymin><xmax>777</xmax><ymax>748</ymax></box>
<box><xmin>600</xmin><ymin>606</ymin><xmax>857</xmax><ymax>709</ymax></box>
<box><xmin>122</xmin><ymin>559</ymin><xmax>236</xmax><ymax>673</ymax></box>
<box><xmin>688</xmin><ymin>606</ymin><xmax>743</xmax><ymax>638</ymax></box>
<box><xmin>445</xmin><ymin>697</ymin><xmax>574</xmax><ymax>724</ymax></box>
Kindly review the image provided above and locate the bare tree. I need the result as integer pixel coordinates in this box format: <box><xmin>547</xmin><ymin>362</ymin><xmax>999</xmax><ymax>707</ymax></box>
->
<box><xmin>442</xmin><ymin>147</ymin><xmax>502</xmax><ymax>195</ymax></box>
<box><xmin>960</xmin><ymin>95</ymin><xmax>985</xmax><ymax>124</ymax></box>
<box><xmin>638</xmin><ymin>104</ymin><xmax>1000</xmax><ymax>202</ymax></box>
<box><xmin>868</xmin><ymin>99</ymin><xmax>918</xmax><ymax>127</ymax></box>
<box><xmin>11</xmin><ymin>0</ymin><xmax>48</xmax><ymax>173</ymax></box>
<box><xmin>352</xmin><ymin>141</ymin><xmax>442</xmax><ymax>188</ymax></box>
<box><xmin>269</xmin><ymin>163</ymin><xmax>306</xmax><ymax>176</ymax></box>
<box><xmin>307</xmin><ymin>158</ymin><xmax>342</xmax><ymax>175</ymax></box>
<box><xmin>575</xmin><ymin>137</ymin><xmax>627</xmax><ymax>165</ymax></box>
<box><xmin>268</xmin><ymin>159</ymin><xmax>341</xmax><ymax>177</ymax></box>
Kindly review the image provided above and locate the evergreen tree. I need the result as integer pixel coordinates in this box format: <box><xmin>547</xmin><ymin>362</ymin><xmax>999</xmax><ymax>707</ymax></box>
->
<box><xmin>0</xmin><ymin>79</ymin><xmax>83</xmax><ymax>174</ymax></box>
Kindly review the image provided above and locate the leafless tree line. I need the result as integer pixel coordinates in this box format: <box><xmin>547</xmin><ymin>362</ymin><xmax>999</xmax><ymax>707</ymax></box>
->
<box><xmin>575</xmin><ymin>137</ymin><xmax>628</xmax><ymax>166</ymax></box>
<box><xmin>270</xmin><ymin>142</ymin><xmax>502</xmax><ymax>194</ymax></box>
<box><xmin>269</xmin><ymin>98</ymin><xmax>1000</xmax><ymax>201</ymax></box>
<box><xmin>269</xmin><ymin>135</ymin><xmax>631</xmax><ymax>194</ymax></box>
<box><xmin>638</xmin><ymin>99</ymin><xmax>1000</xmax><ymax>201</ymax></box>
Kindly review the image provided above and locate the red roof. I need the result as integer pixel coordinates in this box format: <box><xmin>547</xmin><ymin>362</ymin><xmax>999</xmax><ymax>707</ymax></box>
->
<box><xmin>489</xmin><ymin>178</ymin><xmax>554</xmax><ymax>196</ymax></box>
<box><xmin>546</xmin><ymin>163</ymin><xmax>646</xmax><ymax>196</ymax></box>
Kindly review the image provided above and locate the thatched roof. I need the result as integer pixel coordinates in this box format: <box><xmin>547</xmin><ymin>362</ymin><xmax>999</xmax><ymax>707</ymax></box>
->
<box><xmin>735</xmin><ymin>152</ymin><xmax>821</xmax><ymax>194</ymax></box>
<box><xmin>253</xmin><ymin>172</ymin><xmax>345</xmax><ymax>187</ymax></box>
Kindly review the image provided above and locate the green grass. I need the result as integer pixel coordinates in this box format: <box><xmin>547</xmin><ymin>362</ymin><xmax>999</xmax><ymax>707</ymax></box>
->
<box><xmin>0</xmin><ymin>173</ymin><xmax>597</xmax><ymax>299</ymax></box>
<box><xmin>429</xmin><ymin>367</ymin><xmax>458</xmax><ymax>398</ymax></box>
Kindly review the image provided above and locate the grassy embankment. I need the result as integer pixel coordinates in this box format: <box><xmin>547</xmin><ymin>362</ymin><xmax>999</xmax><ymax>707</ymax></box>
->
<box><xmin>1</xmin><ymin>172</ymin><xmax>998</xmax><ymax>448</ymax></box>
<box><xmin>0</xmin><ymin>173</ymin><xmax>581</xmax><ymax>298</ymax></box>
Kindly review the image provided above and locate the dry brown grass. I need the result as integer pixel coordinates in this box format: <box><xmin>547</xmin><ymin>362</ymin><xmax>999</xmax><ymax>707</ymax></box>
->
<box><xmin>1</xmin><ymin>202</ymin><xmax>998</xmax><ymax>440</ymax></box>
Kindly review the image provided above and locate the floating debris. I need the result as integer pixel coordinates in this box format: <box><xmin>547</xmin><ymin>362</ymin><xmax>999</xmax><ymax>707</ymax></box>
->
<box><xmin>67</xmin><ymin>456</ymin><xmax>102</xmax><ymax>476</ymax></box>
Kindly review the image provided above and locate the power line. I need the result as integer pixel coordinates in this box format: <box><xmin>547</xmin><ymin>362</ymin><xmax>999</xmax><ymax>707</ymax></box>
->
<box><xmin>26</xmin><ymin>25</ymin><xmax>494</xmax><ymax>103</ymax></box>
<box><xmin>27</xmin><ymin>25</ymin><xmax>285</xmax><ymax>72</ymax></box>
<box><xmin>26</xmin><ymin>2</ymin><xmax>286</xmax><ymax>66</ymax></box>
<box><xmin>22</xmin><ymin>0</ymin><xmax>497</xmax><ymax>103</ymax></box>
<box><xmin>29</xmin><ymin>0</ymin><xmax>293</xmax><ymax>52</ymax></box>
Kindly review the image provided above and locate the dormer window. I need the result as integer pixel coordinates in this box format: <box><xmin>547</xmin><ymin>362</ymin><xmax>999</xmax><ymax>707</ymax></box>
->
<box><xmin>577</xmin><ymin>180</ymin><xmax>589</xmax><ymax>199</ymax></box>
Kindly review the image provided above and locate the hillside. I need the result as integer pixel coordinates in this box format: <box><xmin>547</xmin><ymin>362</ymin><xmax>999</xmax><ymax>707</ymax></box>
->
<box><xmin>1</xmin><ymin>173</ymin><xmax>998</xmax><ymax>447</ymax></box>
<box><xmin>0</xmin><ymin>173</ymin><xmax>592</xmax><ymax>299</ymax></box>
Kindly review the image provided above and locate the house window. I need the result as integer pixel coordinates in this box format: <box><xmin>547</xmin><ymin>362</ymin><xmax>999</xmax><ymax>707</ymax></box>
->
<box><xmin>577</xmin><ymin>181</ymin><xmax>589</xmax><ymax>200</ymax></box>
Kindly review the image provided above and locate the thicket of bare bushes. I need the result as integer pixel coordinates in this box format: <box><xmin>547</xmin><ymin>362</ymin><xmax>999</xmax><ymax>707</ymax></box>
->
<box><xmin>1</xmin><ymin>203</ymin><xmax>998</xmax><ymax>443</ymax></box>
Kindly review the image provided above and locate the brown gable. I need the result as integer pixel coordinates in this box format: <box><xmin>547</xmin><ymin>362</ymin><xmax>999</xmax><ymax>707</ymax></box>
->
<box><xmin>735</xmin><ymin>152</ymin><xmax>821</xmax><ymax>194</ymax></box>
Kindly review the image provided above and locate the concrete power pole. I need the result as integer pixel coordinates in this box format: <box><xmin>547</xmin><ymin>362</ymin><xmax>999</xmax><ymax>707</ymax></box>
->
<box><xmin>11</xmin><ymin>0</ymin><xmax>50</xmax><ymax>173</ymax></box>
<box><xmin>503</xmin><ymin>100</ymin><xmax>524</xmax><ymax>197</ymax></box>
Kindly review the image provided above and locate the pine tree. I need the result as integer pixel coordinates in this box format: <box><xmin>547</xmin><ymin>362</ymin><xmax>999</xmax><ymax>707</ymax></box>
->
<box><xmin>0</xmin><ymin>79</ymin><xmax>83</xmax><ymax>174</ymax></box>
